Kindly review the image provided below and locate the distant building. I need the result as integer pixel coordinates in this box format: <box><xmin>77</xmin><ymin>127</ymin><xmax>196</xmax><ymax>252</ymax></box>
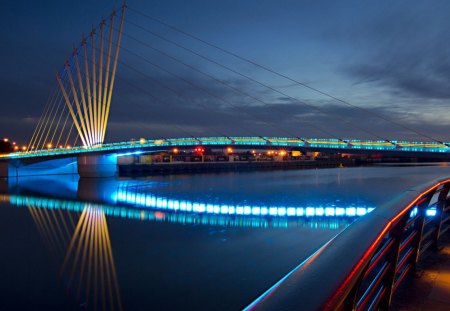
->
<box><xmin>0</xmin><ymin>139</ymin><xmax>12</xmax><ymax>154</ymax></box>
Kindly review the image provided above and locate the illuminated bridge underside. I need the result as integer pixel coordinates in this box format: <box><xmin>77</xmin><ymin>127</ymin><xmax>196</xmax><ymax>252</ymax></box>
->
<box><xmin>3</xmin><ymin>136</ymin><xmax>450</xmax><ymax>160</ymax></box>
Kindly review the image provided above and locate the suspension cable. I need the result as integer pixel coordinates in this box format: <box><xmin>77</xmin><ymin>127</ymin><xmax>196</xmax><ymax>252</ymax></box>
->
<box><xmin>127</xmin><ymin>6</ymin><xmax>446</xmax><ymax>145</ymax></box>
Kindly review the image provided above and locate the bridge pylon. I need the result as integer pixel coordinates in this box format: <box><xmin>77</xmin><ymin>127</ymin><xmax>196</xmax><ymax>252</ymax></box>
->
<box><xmin>55</xmin><ymin>3</ymin><xmax>126</xmax><ymax>148</ymax></box>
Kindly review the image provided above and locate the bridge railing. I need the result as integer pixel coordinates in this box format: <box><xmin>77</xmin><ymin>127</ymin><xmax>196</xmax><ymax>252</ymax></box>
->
<box><xmin>246</xmin><ymin>177</ymin><xmax>450</xmax><ymax>311</ymax></box>
<box><xmin>2</xmin><ymin>137</ymin><xmax>449</xmax><ymax>160</ymax></box>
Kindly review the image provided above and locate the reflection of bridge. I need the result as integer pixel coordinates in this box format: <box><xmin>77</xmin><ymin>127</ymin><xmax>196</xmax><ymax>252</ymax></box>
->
<box><xmin>2</xmin><ymin>176</ymin><xmax>370</xmax><ymax>229</ymax></box>
<box><xmin>3</xmin><ymin>176</ymin><xmax>449</xmax><ymax>310</ymax></box>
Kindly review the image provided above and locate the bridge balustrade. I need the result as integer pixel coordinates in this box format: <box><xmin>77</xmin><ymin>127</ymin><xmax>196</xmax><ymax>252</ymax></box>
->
<box><xmin>246</xmin><ymin>177</ymin><xmax>450</xmax><ymax>311</ymax></box>
<box><xmin>2</xmin><ymin>137</ymin><xmax>450</xmax><ymax>161</ymax></box>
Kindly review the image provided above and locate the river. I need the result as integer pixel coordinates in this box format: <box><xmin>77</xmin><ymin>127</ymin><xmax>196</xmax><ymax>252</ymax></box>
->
<box><xmin>0</xmin><ymin>164</ymin><xmax>449</xmax><ymax>310</ymax></box>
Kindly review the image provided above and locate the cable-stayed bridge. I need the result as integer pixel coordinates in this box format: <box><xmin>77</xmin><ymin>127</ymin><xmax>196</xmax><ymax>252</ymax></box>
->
<box><xmin>1</xmin><ymin>2</ymin><xmax>450</xmax><ymax>178</ymax></box>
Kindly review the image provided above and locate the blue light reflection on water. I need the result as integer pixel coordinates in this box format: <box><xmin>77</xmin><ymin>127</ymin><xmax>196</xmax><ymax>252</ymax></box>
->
<box><xmin>6</xmin><ymin>193</ymin><xmax>359</xmax><ymax>230</ymax></box>
<box><xmin>2</xmin><ymin>166</ymin><xmax>450</xmax><ymax>311</ymax></box>
<box><xmin>114</xmin><ymin>186</ymin><xmax>375</xmax><ymax>218</ymax></box>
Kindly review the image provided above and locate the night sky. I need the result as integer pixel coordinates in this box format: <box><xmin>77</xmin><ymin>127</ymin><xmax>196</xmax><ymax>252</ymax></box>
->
<box><xmin>1</xmin><ymin>0</ymin><xmax>450</xmax><ymax>145</ymax></box>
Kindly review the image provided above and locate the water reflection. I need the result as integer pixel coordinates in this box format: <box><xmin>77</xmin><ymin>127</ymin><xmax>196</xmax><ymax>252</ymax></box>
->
<box><xmin>61</xmin><ymin>205</ymin><xmax>122</xmax><ymax>311</ymax></box>
<box><xmin>24</xmin><ymin>199</ymin><xmax>122</xmax><ymax>310</ymax></box>
<box><xmin>2</xmin><ymin>166</ymin><xmax>450</xmax><ymax>310</ymax></box>
<box><xmin>1</xmin><ymin>175</ymin><xmax>368</xmax><ymax>310</ymax></box>
<box><xmin>5</xmin><ymin>176</ymin><xmax>374</xmax><ymax>227</ymax></box>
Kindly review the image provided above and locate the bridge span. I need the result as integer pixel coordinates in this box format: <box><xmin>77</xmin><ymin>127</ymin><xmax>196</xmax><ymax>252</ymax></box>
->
<box><xmin>1</xmin><ymin>136</ymin><xmax>450</xmax><ymax>178</ymax></box>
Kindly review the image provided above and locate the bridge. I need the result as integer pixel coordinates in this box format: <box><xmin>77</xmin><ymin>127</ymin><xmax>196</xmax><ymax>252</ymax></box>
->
<box><xmin>2</xmin><ymin>136</ymin><xmax>449</xmax><ymax>177</ymax></box>
<box><xmin>2</xmin><ymin>3</ymin><xmax>450</xmax><ymax>309</ymax></box>
<box><xmin>1</xmin><ymin>2</ymin><xmax>450</xmax><ymax>178</ymax></box>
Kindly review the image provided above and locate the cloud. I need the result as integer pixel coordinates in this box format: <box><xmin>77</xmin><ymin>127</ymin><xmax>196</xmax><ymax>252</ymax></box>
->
<box><xmin>339</xmin><ymin>2</ymin><xmax>450</xmax><ymax>100</ymax></box>
<box><xmin>102</xmin><ymin>72</ymin><xmax>450</xmax><ymax>143</ymax></box>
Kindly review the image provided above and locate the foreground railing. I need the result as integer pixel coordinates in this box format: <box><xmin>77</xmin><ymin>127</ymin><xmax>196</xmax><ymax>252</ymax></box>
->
<box><xmin>246</xmin><ymin>177</ymin><xmax>450</xmax><ymax>310</ymax></box>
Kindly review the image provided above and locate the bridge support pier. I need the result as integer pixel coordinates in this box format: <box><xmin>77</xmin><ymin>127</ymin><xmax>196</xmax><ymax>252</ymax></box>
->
<box><xmin>77</xmin><ymin>154</ymin><xmax>118</xmax><ymax>178</ymax></box>
<box><xmin>0</xmin><ymin>158</ymin><xmax>78</xmax><ymax>178</ymax></box>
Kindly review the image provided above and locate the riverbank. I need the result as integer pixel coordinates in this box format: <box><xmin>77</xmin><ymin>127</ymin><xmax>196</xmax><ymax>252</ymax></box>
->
<box><xmin>118</xmin><ymin>159</ymin><xmax>354</xmax><ymax>176</ymax></box>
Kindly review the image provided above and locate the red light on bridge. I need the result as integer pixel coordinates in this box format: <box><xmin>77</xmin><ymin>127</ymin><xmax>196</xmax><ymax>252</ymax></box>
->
<box><xmin>195</xmin><ymin>146</ymin><xmax>205</xmax><ymax>154</ymax></box>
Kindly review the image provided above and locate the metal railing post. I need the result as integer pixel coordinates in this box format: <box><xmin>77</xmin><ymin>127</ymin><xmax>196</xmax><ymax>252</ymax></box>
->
<box><xmin>432</xmin><ymin>185</ymin><xmax>450</xmax><ymax>249</ymax></box>
<box><xmin>410</xmin><ymin>194</ymin><xmax>433</xmax><ymax>268</ymax></box>
<box><xmin>377</xmin><ymin>218</ymin><xmax>405</xmax><ymax>310</ymax></box>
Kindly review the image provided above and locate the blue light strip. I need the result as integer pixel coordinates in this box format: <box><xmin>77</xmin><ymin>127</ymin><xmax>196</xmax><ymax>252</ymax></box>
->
<box><xmin>115</xmin><ymin>187</ymin><xmax>376</xmax><ymax>218</ymax></box>
<box><xmin>6</xmin><ymin>194</ymin><xmax>356</xmax><ymax>229</ymax></box>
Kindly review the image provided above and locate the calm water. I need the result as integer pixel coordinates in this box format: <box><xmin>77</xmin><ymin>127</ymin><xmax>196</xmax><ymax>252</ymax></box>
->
<box><xmin>1</xmin><ymin>164</ymin><xmax>450</xmax><ymax>310</ymax></box>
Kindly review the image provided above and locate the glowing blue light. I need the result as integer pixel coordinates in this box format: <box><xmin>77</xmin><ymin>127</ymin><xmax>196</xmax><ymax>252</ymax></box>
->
<box><xmin>306</xmin><ymin>207</ymin><xmax>315</xmax><ymax>216</ymax></box>
<box><xmin>221</xmin><ymin>205</ymin><xmax>229</xmax><ymax>214</ymax></box>
<box><xmin>325</xmin><ymin>207</ymin><xmax>335</xmax><ymax>216</ymax></box>
<box><xmin>336</xmin><ymin>207</ymin><xmax>345</xmax><ymax>216</ymax></box>
<box><xmin>117</xmin><ymin>151</ymin><xmax>143</xmax><ymax>157</ymax></box>
<box><xmin>193</xmin><ymin>203</ymin><xmax>200</xmax><ymax>212</ymax></box>
<box><xmin>316</xmin><ymin>207</ymin><xmax>324</xmax><ymax>216</ymax></box>
<box><xmin>346</xmin><ymin>207</ymin><xmax>356</xmax><ymax>216</ymax></box>
<box><xmin>356</xmin><ymin>207</ymin><xmax>367</xmax><ymax>216</ymax></box>
<box><xmin>114</xmin><ymin>188</ymin><xmax>379</xmax><ymax>220</ymax></box>
<box><xmin>426</xmin><ymin>208</ymin><xmax>437</xmax><ymax>217</ymax></box>
<box><xmin>236</xmin><ymin>206</ymin><xmax>244</xmax><ymax>215</ymax></box>
<box><xmin>410</xmin><ymin>207</ymin><xmax>418</xmax><ymax>217</ymax></box>
<box><xmin>252</xmin><ymin>207</ymin><xmax>261</xmax><ymax>215</ymax></box>
<box><xmin>168</xmin><ymin>200</ymin><xmax>174</xmax><ymax>209</ymax></box>
<box><xmin>186</xmin><ymin>202</ymin><xmax>192</xmax><ymax>212</ymax></box>
<box><xmin>244</xmin><ymin>206</ymin><xmax>251</xmax><ymax>215</ymax></box>
<box><xmin>180</xmin><ymin>201</ymin><xmax>187</xmax><ymax>210</ymax></box>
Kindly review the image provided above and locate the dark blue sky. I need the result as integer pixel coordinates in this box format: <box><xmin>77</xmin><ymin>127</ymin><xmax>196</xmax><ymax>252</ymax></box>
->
<box><xmin>1</xmin><ymin>0</ymin><xmax>450</xmax><ymax>144</ymax></box>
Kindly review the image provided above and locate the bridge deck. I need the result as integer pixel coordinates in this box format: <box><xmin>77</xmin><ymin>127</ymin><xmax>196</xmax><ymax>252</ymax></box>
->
<box><xmin>1</xmin><ymin>136</ymin><xmax>450</xmax><ymax>160</ymax></box>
